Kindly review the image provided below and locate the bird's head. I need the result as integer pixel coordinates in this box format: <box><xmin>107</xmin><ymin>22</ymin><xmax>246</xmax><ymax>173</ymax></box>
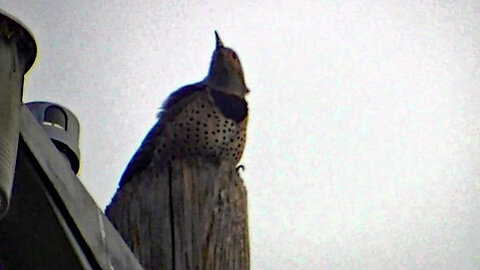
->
<box><xmin>205</xmin><ymin>31</ymin><xmax>249</xmax><ymax>97</ymax></box>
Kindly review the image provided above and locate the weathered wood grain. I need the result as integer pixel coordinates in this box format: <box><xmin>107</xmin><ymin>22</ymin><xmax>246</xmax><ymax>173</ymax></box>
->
<box><xmin>106</xmin><ymin>157</ymin><xmax>249</xmax><ymax>270</ymax></box>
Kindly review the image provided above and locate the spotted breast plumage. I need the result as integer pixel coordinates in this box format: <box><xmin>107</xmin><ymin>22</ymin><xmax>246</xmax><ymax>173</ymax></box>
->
<box><xmin>119</xmin><ymin>32</ymin><xmax>249</xmax><ymax>187</ymax></box>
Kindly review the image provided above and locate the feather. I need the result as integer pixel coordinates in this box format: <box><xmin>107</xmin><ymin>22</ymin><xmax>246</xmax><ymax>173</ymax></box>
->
<box><xmin>210</xmin><ymin>89</ymin><xmax>248</xmax><ymax>123</ymax></box>
<box><xmin>119</xmin><ymin>84</ymin><xmax>207</xmax><ymax>187</ymax></box>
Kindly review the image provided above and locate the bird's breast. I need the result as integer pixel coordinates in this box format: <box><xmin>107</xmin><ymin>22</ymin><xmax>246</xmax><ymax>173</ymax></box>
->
<box><xmin>154</xmin><ymin>97</ymin><xmax>247</xmax><ymax>164</ymax></box>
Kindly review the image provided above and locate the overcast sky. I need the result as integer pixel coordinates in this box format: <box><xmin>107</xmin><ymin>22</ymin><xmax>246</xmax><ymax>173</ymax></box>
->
<box><xmin>2</xmin><ymin>1</ymin><xmax>480</xmax><ymax>269</ymax></box>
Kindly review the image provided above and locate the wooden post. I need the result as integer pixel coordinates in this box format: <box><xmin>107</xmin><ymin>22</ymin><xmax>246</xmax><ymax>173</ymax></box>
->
<box><xmin>106</xmin><ymin>157</ymin><xmax>249</xmax><ymax>270</ymax></box>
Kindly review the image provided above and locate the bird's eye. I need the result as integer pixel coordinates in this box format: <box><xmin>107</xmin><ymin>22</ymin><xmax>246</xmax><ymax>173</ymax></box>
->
<box><xmin>231</xmin><ymin>52</ymin><xmax>238</xmax><ymax>60</ymax></box>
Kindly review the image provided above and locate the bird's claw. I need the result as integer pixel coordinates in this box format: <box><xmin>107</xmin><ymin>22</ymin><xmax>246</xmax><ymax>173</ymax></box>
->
<box><xmin>236</xmin><ymin>165</ymin><xmax>245</xmax><ymax>172</ymax></box>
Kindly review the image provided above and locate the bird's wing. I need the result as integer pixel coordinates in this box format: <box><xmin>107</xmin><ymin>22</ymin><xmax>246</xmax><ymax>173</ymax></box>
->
<box><xmin>117</xmin><ymin>83</ymin><xmax>207</xmax><ymax>188</ymax></box>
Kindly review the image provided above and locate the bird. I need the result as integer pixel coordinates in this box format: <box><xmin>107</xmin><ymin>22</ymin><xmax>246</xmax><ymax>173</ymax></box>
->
<box><xmin>117</xmin><ymin>31</ymin><xmax>249</xmax><ymax>188</ymax></box>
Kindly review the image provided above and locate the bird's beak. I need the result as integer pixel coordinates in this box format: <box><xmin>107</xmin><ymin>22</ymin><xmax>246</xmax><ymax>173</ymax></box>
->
<box><xmin>215</xmin><ymin>31</ymin><xmax>223</xmax><ymax>48</ymax></box>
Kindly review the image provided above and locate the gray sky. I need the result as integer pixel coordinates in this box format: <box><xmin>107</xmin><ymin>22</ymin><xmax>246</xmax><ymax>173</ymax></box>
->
<box><xmin>2</xmin><ymin>1</ymin><xmax>480</xmax><ymax>269</ymax></box>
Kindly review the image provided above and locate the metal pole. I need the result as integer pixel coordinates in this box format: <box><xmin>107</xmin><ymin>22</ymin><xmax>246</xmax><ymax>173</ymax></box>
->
<box><xmin>0</xmin><ymin>12</ymin><xmax>36</xmax><ymax>218</ymax></box>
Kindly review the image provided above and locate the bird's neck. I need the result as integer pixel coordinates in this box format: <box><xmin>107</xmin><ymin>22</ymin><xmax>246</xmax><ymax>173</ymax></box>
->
<box><xmin>204</xmin><ymin>73</ymin><xmax>248</xmax><ymax>97</ymax></box>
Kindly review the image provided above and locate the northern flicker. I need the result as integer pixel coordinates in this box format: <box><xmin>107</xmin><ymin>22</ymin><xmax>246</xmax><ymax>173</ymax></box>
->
<box><xmin>118</xmin><ymin>31</ymin><xmax>249</xmax><ymax>187</ymax></box>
